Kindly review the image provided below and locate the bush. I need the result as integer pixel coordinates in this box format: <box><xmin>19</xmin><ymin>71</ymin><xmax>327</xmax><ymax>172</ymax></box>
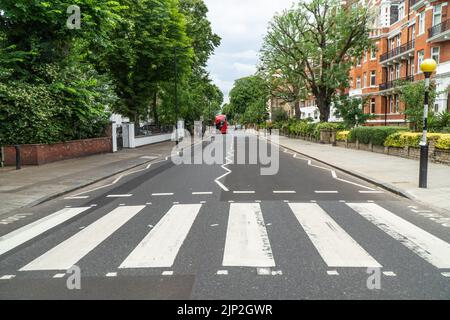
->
<box><xmin>312</xmin><ymin>122</ymin><xmax>345</xmax><ymax>139</ymax></box>
<box><xmin>384</xmin><ymin>132</ymin><xmax>450</xmax><ymax>150</ymax></box>
<box><xmin>348</xmin><ymin>126</ymin><xmax>408</xmax><ymax>146</ymax></box>
<box><xmin>336</xmin><ymin>130</ymin><xmax>350</xmax><ymax>141</ymax></box>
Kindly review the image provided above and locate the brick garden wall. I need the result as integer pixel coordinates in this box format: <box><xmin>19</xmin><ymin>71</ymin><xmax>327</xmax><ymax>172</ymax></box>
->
<box><xmin>2</xmin><ymin>137</ymin><xmax>113</xmax><ymax>166</ymax></box>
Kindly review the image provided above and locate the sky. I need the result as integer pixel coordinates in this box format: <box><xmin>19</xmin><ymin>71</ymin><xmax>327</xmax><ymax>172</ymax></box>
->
<box><xmin>204</xmin><ymin>0</ymin><xmax>295</xmax><ymax>104</ymax></box>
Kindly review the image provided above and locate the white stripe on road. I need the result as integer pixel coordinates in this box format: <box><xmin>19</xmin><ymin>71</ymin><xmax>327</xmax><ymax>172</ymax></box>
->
<box><xmin>222</xmin><ymin>203</ymin><xmax>275</xmax><ymax>268</ymax></box>
<box><xmin>347</xmin><ymin>203</ymin><xmax>450</xmax><ymax>269</ymax></box>
<box><xmin>0</xmin><ymin>207</ymin><xmax>91</xmax><ymax>256</ymax></box>
<box><xmin>151</xmin><ymin>193</ymin><xmax>174</xmax><ymax>196</ymax></box>
<box><xmin>358</xmin><ymin>191</ymin><xmax>384</xmax><ymax>194</ymax></box>
<box><xmin>233</xmin><ymin>191</ymin><xmax>255</xmax><ymax>194</ymax></box>
<box><xmin>106</xmin><ymin>194</ymin><xmax>133</xmax><ymax>198</ymax></box>
<box><xmin>64</xmin><ymin>196</ymin><xmax>89</xmax><ymax>200</ymax></box>
<box><xmin>20</xmin><ymin>206</ymin><xmax>145</xmax><ymax>271</ymax></box>
<box><xmin>192</xmin><ymin>192</ymin><xmax>213</xmax><ymax>195</ymax></box>
<box><xmin>315</xmin><ymin>191</ymin><xmax>339</xmax><ymax>194</ymax></box>
<box><xmin>288</xmin><ymin>203</ymin><xmax>381</xmax><ymax>268</ymax></box>
<box><xmin>273</xmin><ymin>191</ymin><xmax>296</xmax><ymax>194</ymax></box>
<box><xmin>119</xmin><ymin>204</ymin><xmax>202</xmax><ymax>269</ymax></box>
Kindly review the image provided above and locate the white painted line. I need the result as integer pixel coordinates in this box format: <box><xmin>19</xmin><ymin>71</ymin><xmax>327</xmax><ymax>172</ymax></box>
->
<box><xmin>119</xmin><ymin>204</ymin><xmax>202</xmax><ymax>269</ymax></box>
<box><xmin>90</xmin><ymin>204</ymin><xmax>97</xmax><ymax>207</ymax></box>
<box><xmin>256</xmin><ymin>267</ymin><xmax>272</xmax><ymax>275</ymax></box>
<box><xmin>367</xmin><ymin>200</ymin><xmax>375</xmax><ymax>203</ymax></box>
<box><xmin>412</xmin><ymin>209</ymin><xmax>433</xmax><ymax>213</ymax></box>
<box><xmin>0</xmin><ymin>275</ymin><xmax>15</xmax><ymax>280</ymax></box>
<box><xmin>64</xmin><ymin>196</ymin><xmax>89</xmax><ymax>200</ymax></box>
<box><xmin>283</xmin><ymin>200</ymin><xmax>289</xmax><ymax>203</ymax></box>
<box><xmin>310</xmin><ymin>200</ymin><xmax>317</xmax><ymax>203</ymax></box>
<box><xmin>255</xmin><ymin>200</ymin><xmax>261</xmax><ymax>203</ymax></box>
<box><xmin>146</xmin><ymin>203</ymin><xmax>152</xmax><ymax>205</ymax></box>
<box><xmin>273</xmin><ymin>191</ymin><xmax>296</xmax><ymax>194</ymax></box>
<box><xmin>288</xmin><ymin>203</ymin><xmax>382</xmax><ymax>268</ymax></box>
<box><xmin>0</xmin><ymin>207</ymin><xmax>91</xmax><ymax>256</ymax></box>
<box><xmin>327</xmin><ymin>270</ymin><xmax>339</xmax><ymax>276</ymax></box>
<box><xmin>272</xmin><ymin>270</ymin><xmax>283</xmax><ymax>276</ymax></box>
<box><xmin>106</xmin><ymin>194</ymin><xmax>133</xmax><ymax>198</ymax></box>
<box><xmin>315</xmin><ymin>191</ymin><xmax>339</xmax><ymax>194</ymax></box>
<box><xmin>441</xmin><ymin>272</ymin><xmax>450</xmax><ymax>277</ymax></box>
<box><xmin>173</xmin><ymin>202</ymin><xmax>179</xmax><ymax>205</ymax></box>
<box><xmin>383</xmin><ymin>271</ymin><xmax>397</xmax><ymax>277</ymax></box>
<box><xmin>20</xmin><ymin>206</ymin><xmax>146</xmax><ymax>271</ymax></box>
<box><xmin>223</xmin><ymin>203</ymin><xmax>275</xmax><ymax>268</ymax></box>
<box><xmin>119</xmin><ymin>204</ymin><xmax>125</xmax><ymax>206</ymax></box>
<box><xmin>233</xmin><ymin>191</ymin><xmax>255</xmax><ymax>194</ymax></box>
<box><xmin>151</xmin><ymin>193</ymin><xmax>174</xmax><ymax>196</ymax></box>
<box><xmin>192</xmin><ymin>192</ymin><xmax>213</xmax><ymax>195</ymax></box>
<box><xmin>217</xmin><ymin>270</ymin><xmax>228</xmax><ymax>275</ymax></box>
<box><xmin>200</xmin><ymin>201</ymin><xmax>207</xmax><ymax>204</ymax></box>
<box><xmin>339</xmin><ymin>200</ymin><xmax>346</xmax><ymax>203</ymax></box>
<box><xmin>210</xmin><ymin>224</ymin><xmax>219</xmax><ymax>227</ymax></box>
<box><xmin>347</xmin><ymin>203</ymin><xmax>450</xmax><ymax>269</ymax></box>
<box><xmin>106</xmin><ymin>272</ymin><xmax>118</xmax><ymax>277</ymax></box>
<box><xmin>65</xmin><ymin>206</ymin><xmax>72</xmax><ymax>208</ymax></box>
<box><xmin>228</xmin><ymin>200</ymin><xmax>235</xmax><ymax>203</ymax></box>
<box><xmin>162</xmin><ymin>271</ymin><xmax>174</xmax><ymax>276</ymax></box>
<box><xmin>359</xmin><ymin>191</ymin><xmax>384</xmax><ymax>194</ymax></box>
<box><xmin>53</xmin><ymin>273</ymin><xmax>65</xmax><ymax>279</ymax></box>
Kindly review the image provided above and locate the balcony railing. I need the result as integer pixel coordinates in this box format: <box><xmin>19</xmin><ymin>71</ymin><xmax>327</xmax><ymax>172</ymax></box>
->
<box><xmin>379</xmin><ymin>40</ymin><xmax>415</xmax><ymax>63</ymax></box>
<box><xmin>429</xmin><ymin>19</ymin><xmax>450</xmax><ymax>38</ymax></box>
<box><xmin>409</xmin><ymin>0</ymin><xmax>425</xmax><ymax>8</ymax></box>
<box><xmin>379</xmin><ymin>75</ymin><xmax>414</xmax><ymax>91</ymax></box>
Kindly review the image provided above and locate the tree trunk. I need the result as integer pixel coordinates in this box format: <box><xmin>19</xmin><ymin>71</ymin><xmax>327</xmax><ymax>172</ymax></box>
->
<box><xmin>317</xmin><ymin>94</ymin><xmax>331</xmax><ymax>122</ymax></box>
<box><xmin>152</xmin><ymin>91</ymin><xmax>159</xmax><ymax>125</ymax></box>
<box><xmin>134</xmin><ymin>112</ymin><xmax>140</xmax><ymax>135</ymax></box>
<box><xmin>294</xmin><ymin>100</ymin><xmax>301</xmax><ymax>119</ymax></box>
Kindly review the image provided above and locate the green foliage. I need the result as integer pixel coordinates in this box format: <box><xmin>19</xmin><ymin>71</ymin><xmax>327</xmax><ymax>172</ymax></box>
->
<box><xmin>336</xmin><ymin>130</ymin><xmax>350</xmax><ymax>141</ymax></box>
<box><xmin>313</xmin><ymin>122</ymin><xmax>345</xmax><ymax>140</ymax></box>
<box><xmin>260</xmin><ymin>0</ymin><xmax>372</xmax><ymax>121</ymax></box>
<box><xmin>348</xmin><ymin>126</ymin><xmax>408</xmax><ymax>146</ymax></box>
<box><xmin>229</xmin><ymin>75</ymin><xmax>269</xmax><ymax>124</ymax></box>
<box><xmin>398</xmin><ymin>80</ymin><xmax>437</xmax><ymax>131</ymax></box>
<box><xmin>384</xmin><ymin>132</ymin><xmax>450</xmax><ymax>150</ymax></box>
<box><xmin>271</xmin><ymin>108</ymin><xmax>289</xmax><ymax>123</ymax></box>
<box><xmin>333</xmin><ymin>95</ymin><xmax>374</xmax><ymax>128</ymax></box>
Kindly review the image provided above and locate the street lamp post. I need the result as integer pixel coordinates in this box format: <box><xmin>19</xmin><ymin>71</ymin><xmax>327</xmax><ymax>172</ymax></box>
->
<box><xmin>174</xmin><ymin>46</ymin><xmax>179</xmax><ymax>147</ymax></box>
<box><xmin>418</xmin><ymin>58</ymin><xmax>437</xmax><ymax>189</ymax></box>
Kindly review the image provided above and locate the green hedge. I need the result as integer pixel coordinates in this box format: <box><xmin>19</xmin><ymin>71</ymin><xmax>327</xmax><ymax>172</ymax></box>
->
<box><xmin>348</xmin><ymin>126</ymin><xmax>408</xmax><ymax>146</ymax></box>
<box><xmin>384</xmin><ymin>132</ymin><xmax>450</xmax><ymax>150</ymax></box>
<box><xmin>273</xmin><ymin>120</ymin><xmax>344</xmax><ymax>138</ymax></box>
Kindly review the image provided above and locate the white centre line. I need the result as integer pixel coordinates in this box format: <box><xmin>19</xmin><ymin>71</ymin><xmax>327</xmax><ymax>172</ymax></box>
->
<box><xmin>327</xmin><ymin>270</ymin><xmax>339</xmax><ymax>276</ymax></box>
<box><xmin>359</xmin><ymin>191</ymin><xmax>384</xmax><ymax>194</ymax></box>
<box><xmin>0</xmin><ymin>275</ymin><xmax>15</xmax><ymax>280</ymax></box>
<box><xmin>151</xmin><ymin>193</ymin><xmax>174</xmax><ymax>196</ymax></box>
<box><xmin>53</xmin><ymin>273</ymin><xmax>66</xmax><ymax>279</ymax></box>
<box><xmin>273</xmin><ymin>191</ymin><xmax>296</xmax><ymax>194</ymax></box>
<box><xmin>119</xmin><ymin>204</ymin><xmax>202</xmax><ymax>269</ymax></box>
<box><xmin>233</xmin><ymin>191</ymin><xmax>255</xmax><ymax>194</ymax></box>
<box><xmin>347</xmin><ymin>203</ymin><xmax>450</xmax><ymax>269</ymax></box>
<box><xmin>106</xmin><ymin>272</ymin><xmax>118</xmax><ymax>277</ymax></box>
<box><xmin>217</xmin><ymin>270</ymin><xmax>228</xmax><ymax>275</ymax></box>
<box><xmin>223</xmin><ymin>203</ymin><xmax>275</xmax><ymax>268</ymax></box>
<box><xmin>0</xmin><ymin>207</ymin><xmax>91</xmax><ymax>256</ymax></box>
<box><xmin>383</xmin><ymin>271</ymin><xmax>397</xmax><ymax>277</ymax></box>
<box><xmin>289</xmin><ymin>203</ymin><xmax>382</xmax><ymax>268</ymax></box>
<box><xmin>106</xmin><ymin>194</ymin><xmax>133</xmax><ymax>198</ymax></box>
<box><xmin>20</xmin><ymin>206</ymin><xmax>146</xmax><ymax>271</ymax></box>
<box><xmin>315</xmin><ymin>191</ymin><xmax>339</xmax><ymax>194</ymax></box>
<box><xmin>192</xmin><ymin>192</ymin><xmax>213</xmax><ymax>195</ymax></box>
<box><xmin>64</xmin><ymin>196</ymin><xmax>89</xmax><ymax>200</ymax></box>
<box><xmin>162</xmin><ymin>271</ymin><xmax>174</xmax><ymax>276</ymax></box>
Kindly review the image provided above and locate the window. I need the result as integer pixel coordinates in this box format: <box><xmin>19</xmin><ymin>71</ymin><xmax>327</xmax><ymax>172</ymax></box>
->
<box><xmin>395</xmin><ymin>95</ymin><xmax>399</xmax><ymax>113</ymax></box>
<box><xmin>370</xmin><ymin>48</ymin><xmax>376</xmax><ymax>60</ymax></box>
<box><xmin>389</xmin><ymin>67</ymin><xmax>394</xmax><ymax>81</ymax></box>
<box><xmin>433</xmin><ymin>4</ymin><xmax>442</xmax><ymax>27</ymax></box>
<box><xmin>418</xmin><ymin>12</ymin><xmax>425</xmax><ymax>35</ymax></box>
<box><xmin>389</xmin><ymin>96</ymin><xmax>394</xmax><ymax>113</ymax></box>
<box><xmin>363</xmin><ymin>72</ymin><xmax>367</xmax><ymax>88</ymax></box>
<box><xmin>431</xmin><ymin>47</ymin><xmax>440</xmax><ymax>63</ymax></box>
<box><xmin>395</xmin><ymin>64</ymin><xmax>400</xmax><ymax>80</ymax></box>
<box><xmin>356</xmin><ymin>76</ymin><xmax>361</xmax><ymax>89</ymax></box>
<box><xmin>363</xmin><ymin>50</ymin><xmax>367</xmax><ymax>62</ymax></box>
<box><xmin>411</xmin><ymin>25</ymin><xmax>415</xmax><ymax>40</ymax></box>
<box><xmin>434</xmin><ymin>104</ymin><xmax>439</xmax><ymax>113</ymax></box>
<box><xmin>418</xmin><ymin>50</ymin><xmax>424</xmax><ymax>73</ymax></box>
<box><xmin>396</xmin><ymin>35</ymin><xmax>401</xmax><ymax>47</ymax></box>
<box><xmin>398</xmin><ymin>4</ymin><xmax>405</xmax><ymax>20</ymax></box>
<box><xmin>370</xmin><ymin>71</ymin><xmax>376</xmax><ymax>86</ymax></box>
<box><xmin>411</xmin><ymin>57</ymin><xmax>415</xmax><ymax>75</ymax></box>
<box><xmin>370</xmin><ymin>98</ymin><xmax>376</xmax><ymax>114</ymax></box>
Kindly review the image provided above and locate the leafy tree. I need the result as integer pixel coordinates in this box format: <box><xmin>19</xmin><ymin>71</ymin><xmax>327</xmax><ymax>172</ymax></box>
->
<box><xmin>229</xmin><ymin>75</ymin><xmax>268</xmax><ymax>123</ymax></box>
<box><xmin>397</xmin><ymin>80</ymin><xmax>436</xmax><ymax>132</ymax></box>
<box><xmin>333</xmin><ymin>95</ymin><xmax>374</xmax><ymax>128</ymax></box>
<box><xmin>260</xmin><ymin>0</ymin><xmax>372</xmax><ymax>121</ymax></box>
<box><xmin>271</xmin><ymin>108</ymin><xmax>289</xmax><ymax>123</ymax></box>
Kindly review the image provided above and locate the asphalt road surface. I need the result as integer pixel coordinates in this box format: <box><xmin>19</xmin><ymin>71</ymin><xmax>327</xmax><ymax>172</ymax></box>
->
<box><xmin>1</xmin><ymin>130</ymin><xmax>449</xmax><ymax>299</ymax></box>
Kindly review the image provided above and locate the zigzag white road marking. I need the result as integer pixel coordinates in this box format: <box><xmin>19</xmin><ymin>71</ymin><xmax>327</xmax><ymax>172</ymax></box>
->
<box><xmin>214</xmin><ymin>135</ymin><xmax>234</xmax><ymax>191</ymax></box>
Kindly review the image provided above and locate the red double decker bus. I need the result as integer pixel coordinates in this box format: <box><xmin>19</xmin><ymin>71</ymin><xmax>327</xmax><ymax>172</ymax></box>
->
<box><xmin>215</xmin><ymin>115</ymin><xmax>228</xmax><ymax>134</ymax></box>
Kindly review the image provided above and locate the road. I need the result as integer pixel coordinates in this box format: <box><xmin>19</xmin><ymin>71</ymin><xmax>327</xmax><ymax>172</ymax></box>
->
<box><xmin>0</xmin><ymin>130</ymin><xmax>449</xmax><ymax>299</ymax></box>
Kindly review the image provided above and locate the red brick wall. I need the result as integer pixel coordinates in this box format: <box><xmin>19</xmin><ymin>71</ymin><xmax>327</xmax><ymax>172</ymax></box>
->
<box><xmin>3</xmin><ymin>137</ymin><xmax>113</xmax><ymax>166</ymax></box>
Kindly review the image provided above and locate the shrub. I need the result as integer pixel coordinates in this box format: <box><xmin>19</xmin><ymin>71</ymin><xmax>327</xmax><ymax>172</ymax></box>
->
<box><xmin>313</xmin><ymin>122</ymin><xmax>344</xmax><ymax>139</ymax></box>
<box><xmin>384</xmin><ymin>132</ymin><xmax>450</xmax><ymax>150</ymax></box>
<box><xmin>336</xmin><ymin>131</ymin><xmax>350</xmax><ymax>141</ymax></box>
<box><xmin>348</xmin><ymin>126</ymin><xmax>408</xmax><ymax>146</ymax></box>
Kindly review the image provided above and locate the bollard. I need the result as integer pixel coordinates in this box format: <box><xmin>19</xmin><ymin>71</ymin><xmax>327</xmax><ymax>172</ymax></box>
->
<box><xmin>15</xmin><ymin>145</ymin><xmax>21</xmax><ymax>170</ymax></box>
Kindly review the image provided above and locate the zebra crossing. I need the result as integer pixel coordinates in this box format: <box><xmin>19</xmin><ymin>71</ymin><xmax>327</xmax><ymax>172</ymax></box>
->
<box><xmin>1</xmin><ymin>201</ymin><xmax>450</xmax><ymax>277</ymax></box>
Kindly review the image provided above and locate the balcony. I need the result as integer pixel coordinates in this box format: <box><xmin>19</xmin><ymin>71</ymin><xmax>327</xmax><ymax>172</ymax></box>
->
<box><xmin>428</xmin><ymin>19</ymin><xmax>450</xmax><ymax>43</ymax></box>
<box><xmin>379</xmin><ymin>40</ymin><xmax>415</xmax><ymax>65</ymax></box>
<box><xmin>378</xmin><ymin>75</ymin><xmax>414</xmax><ymax>93</ymax></box>
<box><xmin>409</xmin><ymin>0</ymin><xmax>425</xmax><ymax>10</ymax></box>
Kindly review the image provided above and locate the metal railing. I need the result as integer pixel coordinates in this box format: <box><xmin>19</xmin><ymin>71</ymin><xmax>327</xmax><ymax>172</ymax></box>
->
<box><xmin>409</xmin><ymin>0</ymin><xmax>424</xmax><ymax>8</ymax></box>
<box><xmin>135</xmin><ymin>124</ymin><xmax>173</xmax><ymax>137</ymax></box>
<box><xmin>379</xmin><ymin>75</ymin><xmax>414</xmax><ymax>91</ymax></box>
<box><xmin>379</xmin><ymin>39</ymin><xmax>415</xmax><ymax>63</ymax></box>
<box><xmin>429</xmin><ymin>19</ymin><xmax>450</xmax><ymax>38</ymax></box>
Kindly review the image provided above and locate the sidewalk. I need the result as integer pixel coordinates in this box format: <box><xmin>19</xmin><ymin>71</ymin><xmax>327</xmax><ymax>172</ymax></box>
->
<box><xmin>0</xmin><ymin>141</ymin><xmax>176</xmax><ymax>217</ymax></box>
<box><xmin>267</xmin><ymin>134</ymin><xmax>450</xmax><ymax>214</ymax></box>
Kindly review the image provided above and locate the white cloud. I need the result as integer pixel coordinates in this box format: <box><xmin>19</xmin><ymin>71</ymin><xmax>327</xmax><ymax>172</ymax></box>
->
<box><xmin>204</xmin><ymin>0</ymin><xmax>294</xmax><ymax>103</ymax></box>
